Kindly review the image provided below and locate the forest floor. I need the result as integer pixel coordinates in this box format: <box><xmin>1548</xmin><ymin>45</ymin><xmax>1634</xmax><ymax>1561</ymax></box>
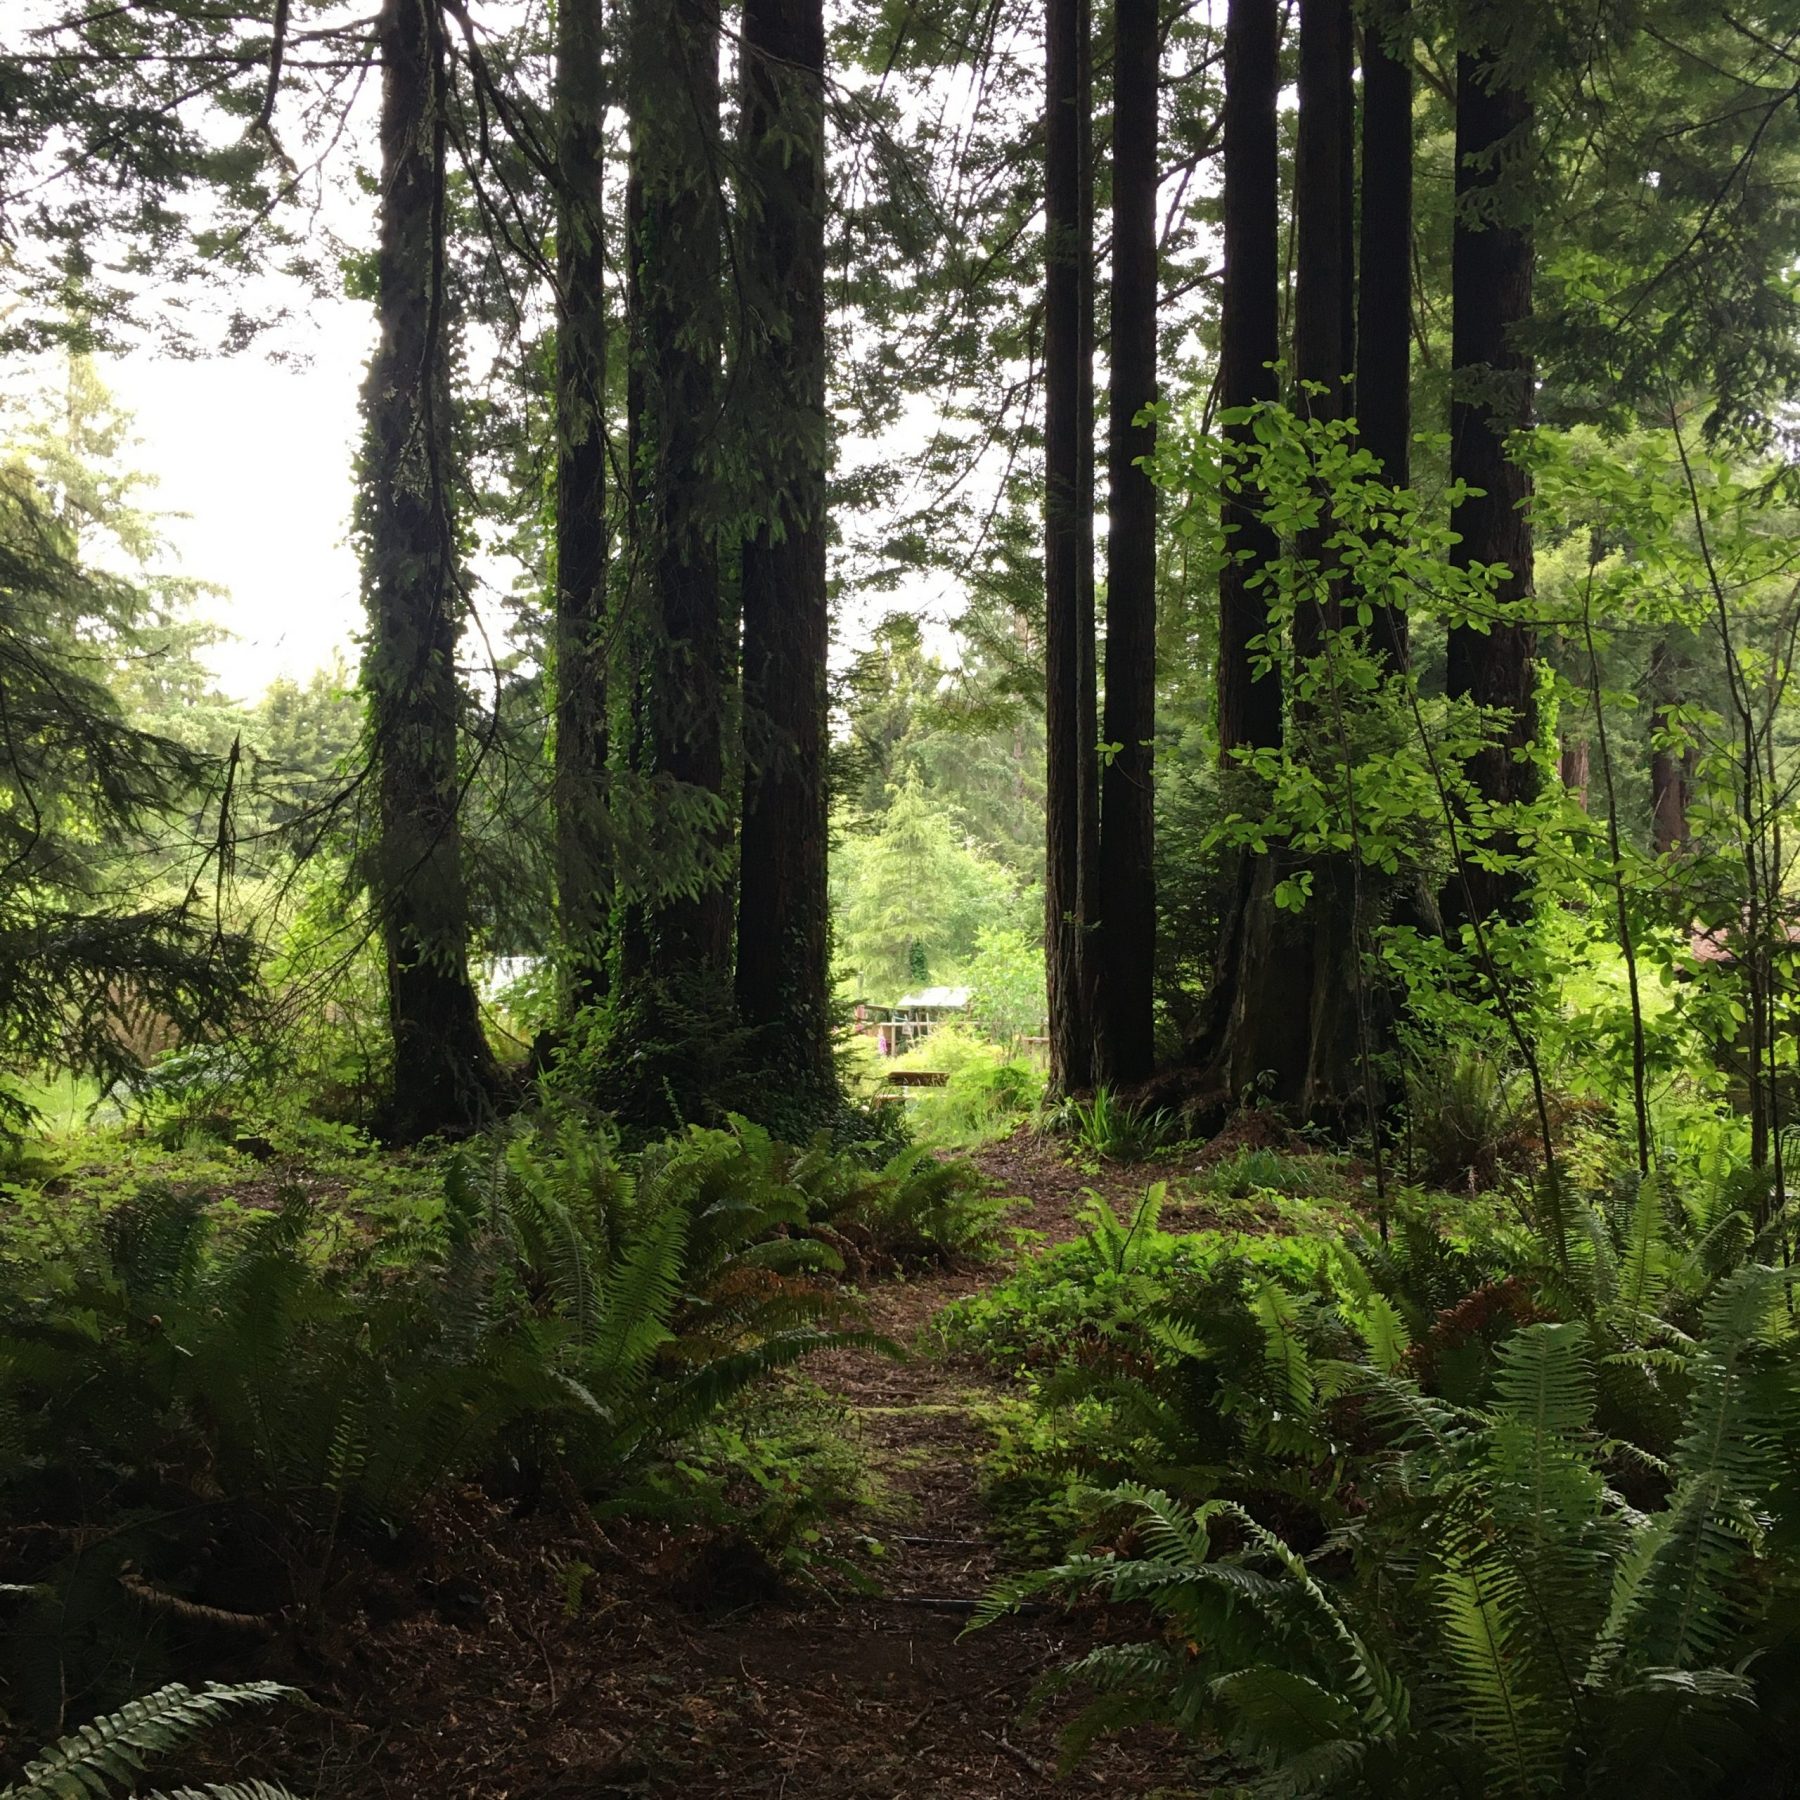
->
<box><xmin>221</xmin><ymin>1130</ymin><xmax>1230</xmax><ymax>1799</ymax></box>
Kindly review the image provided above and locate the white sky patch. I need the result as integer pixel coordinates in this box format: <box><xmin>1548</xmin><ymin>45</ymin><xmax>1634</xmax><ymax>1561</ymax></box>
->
<box><xmin>101</xmin><ymin>297</ymin><xmax>374</xmax><ymax>703</ymax></box>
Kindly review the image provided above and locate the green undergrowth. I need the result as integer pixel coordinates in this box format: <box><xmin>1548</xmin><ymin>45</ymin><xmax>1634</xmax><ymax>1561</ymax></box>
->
<box><xmin>957</xmin><ymin>1162</ymin><xmax>1800</xmax><ymax>1794</ymax></box>
<box><xmin>883</xmin><ymin>1024</ymin><xmax>1046</xmax><ymax>1149</ymax></box>
<box><xmin>0</xmin><ymin>1103</ymin><xmax>1002</xmax><ymax>1743</ymax></box>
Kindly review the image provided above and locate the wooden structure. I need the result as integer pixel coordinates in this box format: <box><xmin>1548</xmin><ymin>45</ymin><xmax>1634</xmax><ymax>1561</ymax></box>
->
<box><xmin>879</xmin><ymin>986</ymin><xmax>972</xmax><ymax>1055</ymax></box>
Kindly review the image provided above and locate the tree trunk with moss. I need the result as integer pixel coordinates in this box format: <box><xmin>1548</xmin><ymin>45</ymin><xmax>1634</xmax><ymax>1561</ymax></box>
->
<box><xmin>735</xmin><ymin>0</ymin><xmax>836</xmax><ymax>1109</ymax></box>
<box><xmin>552</xmin><ymin>0</ymin><xmax>612</xmax><ymax>1013</ymax></box>
<box><xmin>1443</xmin><ymin>17</ymin><xmax>1537</xmax><ymax>926</ymax></box>
<box><xmin>631</xmin><ymin>0</ymin><xmax>732</xmax><ymax>982</ymax></box>
<box><xmin>361</xmin><ymin>0</ymin><xmax>498</xmax><ymax>1141</ymax></box>
<box><xmin>1044</xmin><ymin>0</ymin><xmax>1099</xmax><ymax>1096</ymax></box>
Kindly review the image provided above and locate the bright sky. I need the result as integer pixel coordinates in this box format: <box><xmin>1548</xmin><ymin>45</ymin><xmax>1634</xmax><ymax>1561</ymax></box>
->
<box><xmin>101</xmin><ymin>299</ymin><xmax>374</xmax><ymax>705</ymax></box>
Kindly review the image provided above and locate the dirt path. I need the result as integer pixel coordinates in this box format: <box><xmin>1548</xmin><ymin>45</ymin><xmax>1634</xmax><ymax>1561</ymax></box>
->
<box><xmin>249</xmin><ymin>1137</ymin><xmax>1204</xmax><ymax>1798</ymax></box>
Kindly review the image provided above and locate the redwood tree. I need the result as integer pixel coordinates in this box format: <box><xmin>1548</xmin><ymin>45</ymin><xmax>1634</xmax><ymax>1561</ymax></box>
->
<box><xmin>551</xmin><ymin>0</ymin><xmax>611</xmax><ymax>1012</ymax></box>
<box><xmin>735</xmin><ymin>0</ymin><xmax>835</xmax><ymax>1104</ymax></box>
<box><xmin>1291</xmin><ymin>0</ymin><xmax>1352</xmax><ymax>666</ymax></box>
<box><xmin>361</xmin><ymin>0</ymin><xmax>498</xmax><ymax>1140</ymax></box>
<box><xmin>1044</xmin><ymin>0</ymin><xmax>1099</xmax><ymax>1095</ymax></box>
<box><xmin>1215</xmin><ymin>0</ymin><xmax>1282</xmax><ymax>757</ymax></box>
<box><xmin>631</xmin><ymin>0</ymin><xmax>731</xmax><ymax>980</ymax></box>
<box><xmin>1356</xmin><ymin>0</ymin><xmax>1413</xmax><ymax>668</ymax></box>
<box><xmin>1096</xmin><ymin>0</ymin><xmax>1159</xmax><ymax>1086</ymax></box>
<box><xmin>1444</xmin><ymin>12</ymin><xmax>1538</xmax><ymax>925</ymax></box>
<box><xmin>1190</xmin><ymin>0</ymin><xmax>1368</xmax><ymax>1120</ymax></box>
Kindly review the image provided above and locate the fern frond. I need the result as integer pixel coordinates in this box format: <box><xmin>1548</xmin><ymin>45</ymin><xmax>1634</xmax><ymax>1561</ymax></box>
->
<box><xmin>150</xmin><ymin>1785</ymin><xmax>304</xmax><ymax>1799</ymax></box>
<box><xmin>1252</xmin><ymin>1280</ymin><xmax>1316</xmax><ymax>1415</ymax></box>
<box><xmin>1436</xmin><ymin>1558</ymin><xmax>1552</xmax><ymax>1797</ymax></box>
<box><xmin>6</xmin><ymin>1683</ymin><xmax>297</xmax><ymax>1799</ymax></box>
<box><xmin>1208</xmin><ymin>1667</ymin><xmax>1361</xmax><ymax>1762</ymax></box>
<box><xmin>1616</xmin><ymin>1175</ymin><xmax>1668</xmax><ymax>1322</ymax></box>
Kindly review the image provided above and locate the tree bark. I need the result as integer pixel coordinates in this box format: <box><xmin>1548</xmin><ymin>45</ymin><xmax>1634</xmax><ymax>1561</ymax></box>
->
<box><xmin>1292</xmin><ymin>0</ymin><xmax>1352</xmax><ymax>666</ymax></box>
<box><xmin>552</xmin><ymin>0</ymin><xmax>611</xmax><ymax>1013</ymax></box>
<box><xmin>1216</xmin><ymin>0</ymin><xmax>1282</xmax><ymax>757</ymax></box>
<box><xmin>362</xmin><ymin>0</ymin><xmax>498</xmax><ymax>1141</ymax></box>
<box><xmin>1045</xmin><ymin>0</ymin><xmax>1099</xmax><ymax>1095</ymax></box>
<box><xmin>1189</xmin><ymin>0</ymin><xmax>1379</xmax><ymax>1129</ymax></box>
<box><xmin>632</xmin><ymin>0</ymin><xmax>732</xmax><ymax>979</ymax></box>
<box><xmin>1443</xmin><ymin>20</ymin><xmax>1537</xmax><ymax>926</ymax></box>
<box><xmin>735</xmin><ymin>0</ymin><xmax>836</xmax><ymax>1104</ymax></box>
<box><xmin>1355</xmin><ymin>0</ymin><xmax>1412</xmax><ymax>668</ymax></box>
<box><xmin>1096</xmin><ymin>0</ymin><xmax>1159</xmax><ymax>1087</ymax></box>
<box><xmin>1647</xmin><ymin>636</ymin><xmax>1691</xmax><ymax>853</ymax></box>
<box><xmin>1560</xmin><ymin>733</ymin><xmax>1590</xmax><ymax>810</ymax></box>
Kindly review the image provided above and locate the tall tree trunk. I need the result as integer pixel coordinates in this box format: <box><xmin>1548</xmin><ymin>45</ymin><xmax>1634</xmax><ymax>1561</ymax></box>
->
<box><xmin>1647</xmin><ymin>636</ymin><xmax>1691</xmax><ymax>853</ymax></box>
<box><xmin>1216</xmin><ymin>0</ymin><xmax>1282</xmax><ymax>756</ymax></box>
<box><xmin>1189</xmin><ymin>0</ymin><xmax>1376</xmax><ymax>1126</ymax></box>
<box><xmin>1045</xmin><ymin>0</ymin><xmax>1098</xmax><ymax>1095</ymax></box>
<box><xmin>1560</xmin><ymin>733</ymin><xmax>1590</xmax><ymax>810</ymax></box>
<box><xmin>1355</xmin><ymin>0</ymin><xmax>1412</xmax><ymax>667</ymax></box>
<box><xmin>1443</xmin><ymin>17</ymin><xmax>1537</xmax><ymax>926</ymax></box>
<box><xmin>735</xmin><ymin>0</ymin><xmax>836</xmax><ymax>1105</ymax></box>
<box><xmin>617</xmin><ymin>162</ymin><xmax>651</xmax><ymax>986</ymax></box>
<box><xmin>362</xmin><ymin>0</ymin><xmax>498</xmax><ymax>1141</ymax></box>
<box><xmin>1292</xmin><ymin>0</ymin><xmax>1352</xmax><ymax>667</ymax></box>
<box><xmin>631</xmin><ymin>0</ymin><xmax>731</xmax><ymax>979</ymax></box>
<box><xmin>552</xmin><ymin>0</ymin><xmax>611</xmax><ymax>1013</ymax></box>
<box><xmin>1096</xmin><ymin>0</ymin><xmax>1159</xmax><ymax>1087</ymax></box>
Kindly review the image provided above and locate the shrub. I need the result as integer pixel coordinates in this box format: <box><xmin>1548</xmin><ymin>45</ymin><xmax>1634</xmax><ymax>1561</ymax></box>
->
<box><xmin>1052</xmin><ymin>1086</ymin><xmax>1178</xmax><ymax>1163</ymax></box>
<box><xmin>639</xmin><ymin>1111</ymin><xmax>1011</xmax><ymax>1272</ymax></box>
<box><xmin>1405</xmin><ymin>1043</ymin><xmax>1526</xmax><ymax>1189</ymax></box>
<box><xmin>1196</xmin><ymin>1142</ymin><xmax>1345</xmax><ymax>1200</ymax></box>
<box><xmin>979</xmin><ymin>1277</ymin><xmax>1800</xmax><ymax>1795</ymax></box>
<box><xmin>0</xmin><ymin>1121</ymin><xmax>868</xmax><ymax>1725</ymax></box>
<box><xmin>888</xmin><ymin>1023</ymin><xmax>1044</xmax><ymax>1149</ymax></box>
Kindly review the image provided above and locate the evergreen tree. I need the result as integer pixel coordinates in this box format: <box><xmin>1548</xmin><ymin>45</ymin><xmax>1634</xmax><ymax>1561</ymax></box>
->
<box><xmin>1444</xmin><ymin>3</ymin><xmax>1539</xmax><ymax>926</ymax></box>
<box><xmin>1096</xmin><ymin>0</ymin><xmax>1160</xmax><ymax>1088</ymax></box>
<box><xmin>1356</xmin><ymin>0</ymin><xmax>1413</xmax><ymax>668</ymax></box>
<box><xmin>0</xmin><ymin>471</ymin><xmax>250</xmax><ymax>1125</ymax></box>
<box><xmin>735</xmin><ymin>0</ymin><xmax>836</xmax><ymax>1108</ymax></box>
<box><xmin>360</xmin><ymin>0</ymin><xmax>499</xmax><ymax>1140</ymax></box>
<box><xmin>1214</xmin><ymin>0</ymin><xmax>1282</xmax><ymax>757</ymax></box>
<box><xmin>1044</xmin><ymin>0</ymin><xmax>1100</xmax><ymax>1096</ymax></box>
<box><xmin>551</xmin><ymin>0</ymin><xmax>613</xmax><ymax>1013</ymax></box>
<box><xmin>626</xmin><ymin>0</ymin><xmax>732</xmax><ymax>985</ymax></box>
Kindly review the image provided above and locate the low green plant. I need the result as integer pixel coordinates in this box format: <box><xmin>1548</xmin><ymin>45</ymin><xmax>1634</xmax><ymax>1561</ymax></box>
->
<box><xmin>1404</xmin><ymin>1042</ymin><xmax>1526</xmax><ymax>1189</ymax></box>
<box><xmin>0</xmin><ymin>1121</ymin><xmax>871</xmax><ymax>1725</ymax></box>
<box><xmin>1054</xmin><ymin>1086</ymin><xmax>1178</xmax><ymax>1163</ymax></box>
<box><xmin>888</xmin><ymin>1023</ymin><xmax>1044</xmax><ymax>1149</ymax></box>
<box><xmin>114</xmin><ymin>1046</ymin><xmax>259</xmax><ymax>1151</ymax></box>
<box><xmin>1197</xmin><ymin>1143</ymin><xmax>1345</xmax><ymax>1201</ymax></box>
<box><xmin>640</xmin><ymin>1111</ymin><xmax>1010</xmax><ymax>1270</ymax></box>
<box><xmin>978</xmin><ymin>1271</ymin><xmax>1800</xmax><ymax>1795</ymax></box>
<box><xmin>2</xmin><ymin>1680</ymin><xmax>299</xmax><ymax>1798</ymax></box>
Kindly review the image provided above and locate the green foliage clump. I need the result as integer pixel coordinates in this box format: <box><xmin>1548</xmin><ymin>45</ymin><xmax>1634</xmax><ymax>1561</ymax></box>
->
<box><xmin>1050</xmin><ymin>1085</ymin><xmax>1180</xmax><ymax>1163</ymax></box>
<box><xmin>2</xmin><ymin>1680</ymin><xmax>298</xmax><ymax>1799</ymax></box>
<box><xmin>641</xmin><ymin>1110</ymin><xmax>1011</xmax><ymax>1272</ymax></box>
<box><xmin>981</xmin><ymin>1278</ymin><xmax>1800</xmax><ymax>1796</ymax></box>
<box><xmin>965</xmin><ymin>1161</ymin><xmax>1800</xmax><ymax>1793</ymax></box>
<box><xmin>0</xmin><ymin>1114</ymin><xmax>880</xmax><ymax>1725</ymax></box>
<box><xmin>886</xmin><ymin>1023</ymin><xmax>1044</xmax><ymax>1148</ymax></box>
<box><xmin>1196</xmin><ymin>1142</ymin><xmax>1346</xmax><ymax>1201</ymax></box>
<box><xmin>831</xmin><ymin>780</ymin><xmax>1032</xmax><ymax>1006</ymax></box>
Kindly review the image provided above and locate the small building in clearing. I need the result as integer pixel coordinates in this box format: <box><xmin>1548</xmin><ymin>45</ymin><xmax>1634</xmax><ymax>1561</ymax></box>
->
<box><xmin>879</xmin><ymin>986</ymin><xmax>971</xmax><ymax>1055</ymax></box>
